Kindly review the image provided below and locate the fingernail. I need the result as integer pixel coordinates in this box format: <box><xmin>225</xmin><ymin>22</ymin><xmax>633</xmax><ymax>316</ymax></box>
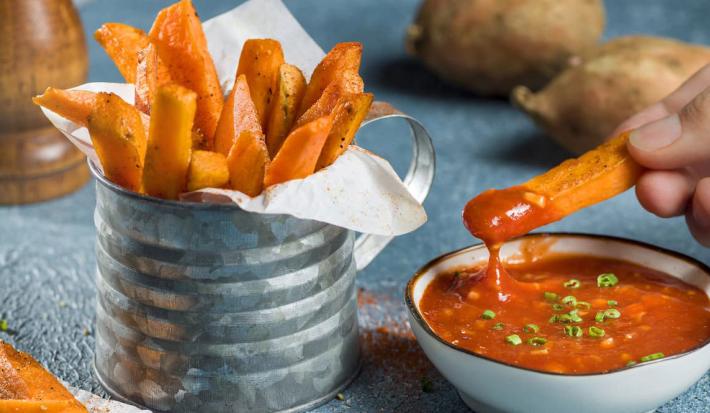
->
<box><xmin>629</xmin><ymin>114</ymin><xmax>682</xmax><ymax>151</ymax></box>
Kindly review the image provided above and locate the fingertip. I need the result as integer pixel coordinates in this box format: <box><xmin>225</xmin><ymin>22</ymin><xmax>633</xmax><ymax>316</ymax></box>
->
<box><xmin>635</xmin><ymin>170</ymin><xmax>693</xmax><ymax>218</ymax></box>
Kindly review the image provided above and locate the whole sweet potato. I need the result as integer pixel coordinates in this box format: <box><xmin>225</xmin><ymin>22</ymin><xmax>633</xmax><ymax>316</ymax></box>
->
<box><xmin>513</xmin><ymin>36</ymin><xmax>710</xmax><ymax>154</ymax></box>
<box><xmin>407</xmin><ymin>0</ymin><xmax>605</xmax><ymax>96</ymax></box>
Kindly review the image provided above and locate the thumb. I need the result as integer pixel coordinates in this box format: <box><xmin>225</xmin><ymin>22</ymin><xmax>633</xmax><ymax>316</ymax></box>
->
<box><xmin>628</xmin><ymin>87</ymin><xmax>710</xmax><ymax>169</ymax></box>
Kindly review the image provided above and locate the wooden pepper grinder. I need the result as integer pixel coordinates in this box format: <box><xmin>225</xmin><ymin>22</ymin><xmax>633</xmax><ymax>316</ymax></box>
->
<box><xmin>0</xmin><ymin>0</ymin><xmax>90</xmax><ymax>204</ymax></box>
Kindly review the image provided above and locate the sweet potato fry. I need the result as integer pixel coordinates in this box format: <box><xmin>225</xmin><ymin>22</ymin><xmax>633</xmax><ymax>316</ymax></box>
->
<box><xmin>316</xmin><ymin>92</ymin><xmax>373</xmax><ymax>170</ymax></box>
<box><xmin>142</xmin><ymin>84</ymin><xmax>197</xmax><ymax>199</ymax></box>
<box><xmin>149</xmin><ymin>0</ymin><xmax>223</xmax><ymax>146</ymax></box>
<box><xmin>187</xmin><ymin>150</ymin><xmax>229</xmax><ymax>191</ymax></box>
<box><xmin>94</xmin><ymin>23</ymin><xmax>151</xmax><ymax>84</ymax></box>
<box><xmin>265</xmin><ymin>64</ymin><xmax>306</xmax><ymax>157</ymax></box>
<box><xmin>294</xmin><ymin>70</ymin><xmax>364</xmax><ymax>128</ymax></box>
<box><xmin>298</xmin><ymin>42</ymin><xmax>362</xmax><ymax>117</ymax></box>
<box><xmin>264</xmin><ymin>115</ymin><xmax>334</xmax><ymax>187</ymax></box>
<box><xmin>214</xmin><ymin>75</ymin><xmax>262</xmax><ymax>155</ymax></box>
<box><xmin>0</xmin><ymin>400</ymin><xmax>86</xmax><ymax>413</ymax></box>
<box><xmin>524</xmin><ymin>131</ymin><xmax>642</xmax><ymax>215</ymax></box>
<box><xmin>32</xmin><ymin>88</ymin><xmax>97</xmax><ymax>126</ymax></box>
<box><xmin>236</xmin><ymin>39</ymin><xmax>285</xmax><ymax>129</ymax></box>
<box><xmin>463</xmin><ymin>132</ymin><xmax>641</xmax><ymax>245</ymax></box>
<box><xmin>0</xmin><ymin>341</ymin><xmax>87</xmax><ymax>412</ymax></box>
<box><xmin>226</xmin><ymin>131</ymin><xmax>269</xmax><ymax>196</ymax></box>
<box><xmin>134</xmin><ymin>43</ymin><xmax>172</xmax><ymax>114</ymax></box>
<box><xmin>87</xmin><ymin>93</ymin><xmax>147</xmax><ymax>192</ymax></box>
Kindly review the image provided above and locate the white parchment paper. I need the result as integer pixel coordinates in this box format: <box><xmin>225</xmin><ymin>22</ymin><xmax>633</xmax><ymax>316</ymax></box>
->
<box><xmin>39</xmin><ymin>0</ymin><xmax>426</xmax><ymax>236</ymax></box>
<box><xmin>70</xmin><ymin>386</ymin><xmax>150</xmax><ymax>413</ymax></box>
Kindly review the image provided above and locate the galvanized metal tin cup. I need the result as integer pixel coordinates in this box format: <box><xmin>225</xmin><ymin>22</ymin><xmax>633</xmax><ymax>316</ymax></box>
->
<box><xmin>92</xmin><ymin>103</ymin><xmax>435</xmax><ymax>413</ymax></box>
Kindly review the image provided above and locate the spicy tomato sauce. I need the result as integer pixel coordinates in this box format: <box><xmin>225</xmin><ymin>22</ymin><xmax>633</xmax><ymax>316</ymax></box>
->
<box><xmin>419</xmin><ymin>254</ymin><xmax>710</xmax><ymax>374</ymax></box>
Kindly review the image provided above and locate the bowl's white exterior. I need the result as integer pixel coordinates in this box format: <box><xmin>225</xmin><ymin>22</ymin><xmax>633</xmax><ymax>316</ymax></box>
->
<box><xmin>406</xmin><ymin>234</ymin><xmax>710</xmax><ymax>413</ymax></box>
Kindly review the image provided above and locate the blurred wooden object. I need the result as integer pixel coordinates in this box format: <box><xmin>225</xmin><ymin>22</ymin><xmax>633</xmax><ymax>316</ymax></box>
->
<box><xmin>0</xmin><ymin>0</ymin><xmax>89</xmax><ymax>204</ymax></box>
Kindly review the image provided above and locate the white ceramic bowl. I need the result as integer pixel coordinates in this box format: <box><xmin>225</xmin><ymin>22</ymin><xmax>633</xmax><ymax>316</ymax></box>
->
<box><xmin>406</xmin><ymin>233</ymin><xmax>710</xmax><ymax>413</ymax></box>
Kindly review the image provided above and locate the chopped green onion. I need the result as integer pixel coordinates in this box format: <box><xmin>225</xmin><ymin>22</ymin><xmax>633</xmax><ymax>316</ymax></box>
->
<box><xmin>608</xmin><ymin>300</ymin><xmax>618</xmax><ymax>307</ymax></box>
<box><xmin>604</xmin><ymin>309</ymin><xmax>621</xmax><ymax>319</ymax></box>
<box><xmin>564</xmin><ymin>279</ymin><xmax>581</xmax><ymax>289</ymax></box>
<box><xmin>564</xmin><ymin>325</ymin><xmax>583</xmax><ymax>337</ymax></box>
<box><xmin>595</xmin><ymin>311</ymin><xmax>606</xmax><ymax>323</ymax></box>
<box><xmin>481</xmin><ymin>309</ymin><xmax>496</xmax><ymax>320</ymax></box>
<box><xmin>527</xmin><ymin>337</ymin><xmax>547</xmax><ymax>346</ymax></box>
<box><xmin>492</xmin><ymin>322</ymin><xmax>505</xmax><ymax>331</ymax></box>
<box><xmin>548</xmin><ymin>315</ymin><xmax>559</xmax><ymax>324</ymax></box>
<box><xmin>506</xmin><ymin>334</ymin><xmax>522</xmax><ymax>346</ymax></box>
<box><xmin>0</xmin><ymin>320</ymin><xmax>7</xmax><ymax>332</ymax></box>
<box><xmin>523</xmin><ymin>324</ymin><xmax>540</xmax><ymax>333</ymax></box>
<box><xmin>626</xmin><ymin>361</ymin><xmax>637</xmax><ymax>367</ymax></box>
<box><xmin>556</xmin><ymin>314</ymin><xmax>572</xmax><ymax>324</ymax></box>
<box><xmin>544</xmin><ymin>292</ymin><xmax>558</xmax><ymax>302</ymax></box>
<box><xmin>568</xmin><ymin>309</ymin><xmax>583</xmax><ymax>323</ymax></box>
<box><xmin>640</xmin><ymin>353</ymin><xmax>665</xmax><ymax>362</ymax></box>
<box><xmin>575</xmin><ymin>301</ymin><xmax>591</xmax><ymax>310</ymax></box>
<box><xmin>597</xmin><ymin>273</ymin><xmax>619</xmax><ymax>288</ymax></box>
<box><xmin>561</xmin><ymin>295</ymin><xmax>577</xmax><ymax>307</ymax></box>
<box><xmin>552</xmin><ymin>303</ymin><xmax>565</xmax><ymax>312</ymax></box>
<box><xmin>588</xmin><ymin>326</ymin><xmax>605</xmax><ymax>337</ymax></box>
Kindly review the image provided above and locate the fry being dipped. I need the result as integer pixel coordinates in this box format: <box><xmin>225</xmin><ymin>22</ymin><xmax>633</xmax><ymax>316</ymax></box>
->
<box><xmin>462</xmin><ymin>131</ymin><xmax>642</xmax><ymax>295</ymax></box>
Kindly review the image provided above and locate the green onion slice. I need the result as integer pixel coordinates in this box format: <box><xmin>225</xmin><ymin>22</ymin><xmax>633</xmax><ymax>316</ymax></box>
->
<box><xmin>506</xmin><ymin>334</ymin><xmax>522</xmax><ymax>346</ymax></box>
<box><xmin>568</xmin><ymin>310</ymin><xmax>583</xmax><ymax>323</ymax></box>
<box><xmin>626</xmin><ymin>360</ymin><xmax>637</xmax><ymax>367</ymax></box>
<box><xmin>588</xmin><ymin>326</ymin><xmax>605</xmax><ymax>337</ymax></box>
<box><xmin>481</xmin><ymin>309</ymin><xmax>496</xmax><ymax>320</ymax></box>
<box><xmin>575</xmin><ymin>301</ymin><xmax>591</xmax><ymax>310</ymax></box>
<box><xmin>492</xmin><ymin>322</ymin><xmax>505</xmax><ymax>331</ymax></box>
<box><xmin>640</xmin><ymin>353</ymin><xmax>665</xmax><ymax>362</ymax></box>
<box><xmin>604</xmin><ymin>309</ymin><xmax>621</xmax><ymax>319</ymax></box>
<box><xmin>561</xmin><ymin>295</ymin><xmax>577</xmax><ymax>307</ymax></box>
<box><xmin>563</xmin><ymin>279</ymin><xmax>581</xmax><ymax>289</ymax></box>
<box><xmin>523</xmin><ymin>324</ymin><xmax>540</xmax><ymax>333</ymax></box>
<box><xmin>0</xmin><ymin>320</ymin><xmax>7</xmax><ymax>332</ymax></box>
<box><xmin>564</xmin><ymin>325</ymin><xmax>583</xmax><ymax>337</ymax></box>
<box><xmin>595</xmin><ymin>311</ymin><xmax>606</xmax><ymax>323</ymax></box>
<box><xmin>527</xmin><ymin>337</ymin><xmax>547</xmax><ymax>346</ymax></box>
<box><xmin>552</xmin><ymin>303</ymin><xmax>565</xmax><ymax>312</ymax></box>
<box><xmin>543</xmin><ymin>292</ymin><xmax>558</xmax><ymax>302</ymax></box>
<box><xmin>548</xmin><ymin>315</ymin><xmax>559</xmax><ymax>324</ymax></box>
<box><xmin>597</xmin><ymin>273</ymin><xmax>619</xmax><ymax>288</ymax></box>
<box><xmin>608</xmin><ymin>300</ymin><xmax>618</xmax><ymax>307</ymax></box>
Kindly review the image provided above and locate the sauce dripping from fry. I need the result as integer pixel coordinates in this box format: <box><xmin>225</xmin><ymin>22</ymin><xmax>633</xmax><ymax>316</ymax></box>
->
<box><xmin>463</xmin><ymin>186</ymin><xmax>563</xmax><ymax>301</ymax></box>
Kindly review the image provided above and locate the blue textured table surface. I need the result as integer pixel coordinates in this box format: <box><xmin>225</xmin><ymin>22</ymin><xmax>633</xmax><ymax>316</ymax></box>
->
<box><xmin>1</xmin><ymin>0</ymin><xmax>709</xmax><ymax>412</ymax></box>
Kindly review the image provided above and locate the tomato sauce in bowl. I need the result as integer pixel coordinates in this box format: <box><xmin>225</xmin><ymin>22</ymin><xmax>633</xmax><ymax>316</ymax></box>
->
<box><xmin>419</xmin><ymin>253</ymin><xmax>710</xmax><ymax>374</ymax></box>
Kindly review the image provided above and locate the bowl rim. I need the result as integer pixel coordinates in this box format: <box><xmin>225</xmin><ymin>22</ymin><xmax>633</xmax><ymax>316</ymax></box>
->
<box><xmin>405</xmin><ymin>232</ymin><xmax>710</xmax><ymax>377</ymax></box>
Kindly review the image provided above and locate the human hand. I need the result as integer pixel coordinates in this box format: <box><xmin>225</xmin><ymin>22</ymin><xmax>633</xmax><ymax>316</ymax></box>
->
<box><xmin>614</xmin><ymin>64</ymin><xmax>710</xmax><ymax>246</ymax></box>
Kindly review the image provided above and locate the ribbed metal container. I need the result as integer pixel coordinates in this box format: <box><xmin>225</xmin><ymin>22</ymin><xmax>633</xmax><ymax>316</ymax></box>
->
<box><xmin>91</xmin><ymin>103</ymin><xmax>435</xmax><ymax>412</ymax></box>
<box><xmin>93</xmin><ymin>174</ymin><xmax>359</xmax><ymax>412</ymax></box>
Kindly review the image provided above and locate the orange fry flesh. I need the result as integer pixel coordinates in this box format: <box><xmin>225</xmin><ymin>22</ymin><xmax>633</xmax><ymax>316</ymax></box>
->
<box><xmin>236</xmin><ymin>39</ymin><xmax>285</xmax><ymax>129</ymax></box>
<box><xmin>214</xmin><ymin>75</ymin><xmax>262</xmax><ymax>156</ymax></box>
<box><xmin>134</xmin><ymin>43</ymin><xmax>172</xmax><ymax>114</ymax></box>
<box><xmin>142</xmin><ymin>84</ymin><xmax>197</xmax><ymax>200</ymax></box>
<box><xmin>187</xmin><ymin>150</ymin><xmax>230</xmax><ymax>191</ymax></box>
<box><xmin>298</xmin><ymin>42</ymin><xmax>362</xmax><ymax>117</ymax></box>
<box><xmin>87</xmin><ymin>93</ymin><xmax>147</xmax><ymax>192</ymax></box>
<box><xmin>227</xmin><ymin>130</ymin><xmax>270</xmax><ymax>197</ymax></box>
<box><xmin>294</xmin><ymin>70</ymin><xmax>364</xmax><ymax>129</ymax></box>
<box><xmin>316</xmin><ymin>92</ymin><xmax>373</xmax><ymax>170</ymax></box>
<box><xmin>32</xmin><ymin>88</ymin><xmax>97</xmax><ymax>127</ymax></box>
<box><xmin>265</xmin><ymin>63</ymin><xmax>306</xmax><ymax>157</ymax></box>
<box><xmin>0</xmin><ymin>341</ymin><xmax>87</xmax><ymax>412</ymax></box>
<box><xmin>94</xmin><ymin>23</ymin><xmax>151</xmax><ymax>83</ymax></box>
<box><xmin>264</xmin><ymin>115</ymin><xmax>334</xmax><ymax>188</ymax></box>
<box><xmin>149</xmin><ymin>0</ymin><xmax>223</xmax><ymax>146</ymax></box>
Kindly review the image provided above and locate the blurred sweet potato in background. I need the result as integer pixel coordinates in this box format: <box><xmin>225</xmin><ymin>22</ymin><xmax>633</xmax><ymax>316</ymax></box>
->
<box><xmin>407</xmin><ymin>0</ymin><xmax>605</xmax><ymax>96</ymax></box>
<box><xmin>513</xmin><ymin>36</ymin><xmax>710</xmax><ymax>153</ymax></box>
